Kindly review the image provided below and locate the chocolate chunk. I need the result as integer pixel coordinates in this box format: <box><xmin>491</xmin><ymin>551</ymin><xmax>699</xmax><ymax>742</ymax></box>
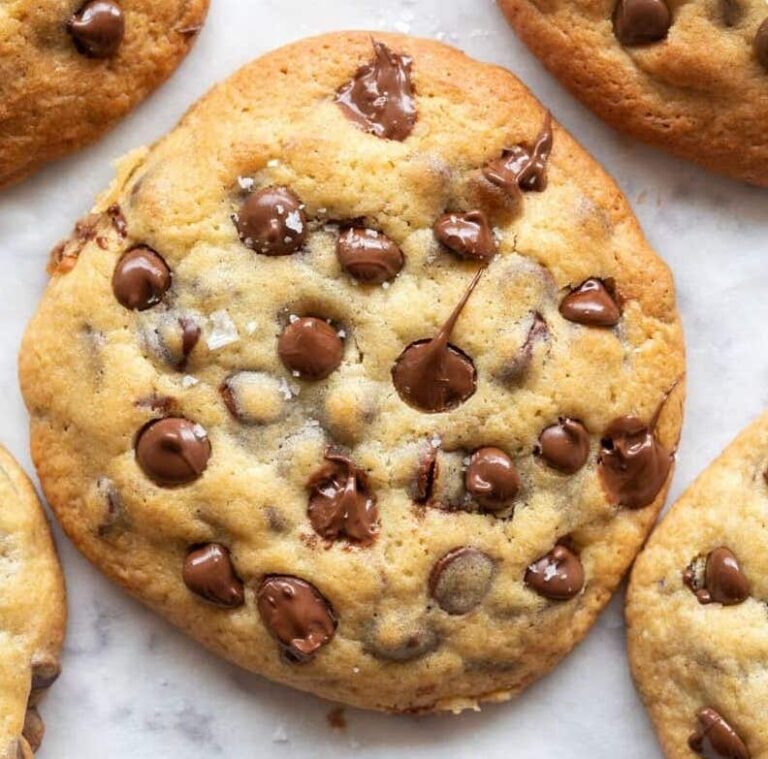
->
<box><xmin>598</xmin><ymin>416</ymin><xmax>671</xmax><ymax>509</ymax></box>
<box><xmin>537</xmin><ymin>418</ymin><xmax>590</xmax><ymax>474</ymax></box>
<box><xmin>429</xmin><ymin>547</ymin><xmax>495</xmax><ymax>615</ymax></box>
<box><xmin>307</xmin><ymin>452</ymin><xmax>379</xmax><ymax>545</ymax></box>
<box><xmin>135</xmin><ymin>417</ymin><xmax>211</xmax><ymax>487</ymax></box>
<box><xmin>22</xmin><ymin>708</ymin><xmax>44</xmax><ymax>753</ymax></box>
<box><xmin>613</xmin><ymin>0</ymin><xmax>672</xmax><ymax>45</ymax></box>
<box><xmin>465</xmin><ymin>447</ymin><xmax>520</xmax><ymax>511</ymax></box>
<box><xmin>483</xmin><ymin>112</ymin><xmax>553</xmax><ymax>195</ymax></box>
<box><xmin>278</xmin><ymin>317</ymin><xmax>344</xmax><ymax>380</ymax></box>
<box><xmin>525</xmin><ymin>545</ymin><xmax>585</xmax><ymax>600</ymax></box>
<box><xmin>335</xmin><ymin>41</ymin><xmax>416</xmax><ymax>141</ymax></box>
<box><xmin>392</xmin><ymin>269</ymin><xmax>482</xmax><ymax>413</ymax></box>
<box><xmin>182</xmin><ymin>544</ymin><xmax>244</xmax><ymax>608</ymax></box>
<box><xmin>433</xmin><ymin>211</ymin><xmax>497</xmax><ymax>262</ymax></box>
<box><xmin>684</xmin><ymin>547</ymin><xmax>750</xmax><ymax>606</ymax></box>
<box><xmin>112</xmin><ymin>246</ymin><xmax>172</xmax><ymax>311</ymax></box>
<box><xmin>257</xmin><ymin>576</ymin><xmax>337</xmax><ymax>662</ymax></box>
<box><xmin>689</xmin><ymin>708</ymin><xmax>750</xmax><ymax>759</ymax></box>
<box><xmin>336</xmin><ymin>227</ymin><xmax>404</xmax><ymax>283</ymax></box>
<box><xmin>234</xmin><ymin>186</ymin><xmax>307</xmax><ymax>256</ymax></box>
<box><xmin>755</xmin><ymin>19</ymin><xmax>768</xmax><ymax>70</ymax></box>
<box><xmin>178</xmin><ymin>317</ymin><xmax>200</xmax><ymax>370</ymax></box>
<box><xmin>559</xmin><ymin>278</ymin><xmax>620</xmax><ymax>327</ymax></box>
<box><xmin>68</xmin><ymin>0</ymin><xmax>125</xmax><ymax>58</ymax></box>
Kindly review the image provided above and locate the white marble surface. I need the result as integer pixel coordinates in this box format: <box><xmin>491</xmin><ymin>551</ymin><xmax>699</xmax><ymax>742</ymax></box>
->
<box><xmin>1</xmin><ymin>0</ymin><xmax>767</xmax><ymax>756</ymax></box>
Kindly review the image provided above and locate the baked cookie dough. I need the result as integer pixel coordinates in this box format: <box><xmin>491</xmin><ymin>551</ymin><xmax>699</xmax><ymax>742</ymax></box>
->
<box><xmin>628</xmin><ymin>413</ymin><xmax>768</xmax><ymax>759</ymax></box>
<box><xmin>0</xmin><ymin>447</ymin><xmax>66</xmax><ymax>759</ymax></box>
<box><xmin>20</xmin><ymin>31</ymin><xmax>685</xmax><ymax>713</ymax></box>
<box><xmin>0</xmin><ymin>0</ymin><xmax>209</xmax><ymax>189</ymax></box>
<box><xmin>498</xmin><ymin>0</ymin><xmax>768</xmax><ymax>186</ymax></box>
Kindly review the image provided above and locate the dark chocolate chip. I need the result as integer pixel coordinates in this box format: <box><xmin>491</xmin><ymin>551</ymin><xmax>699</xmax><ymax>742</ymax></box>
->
<box><xmin>429</xmin><ymin>547</ymin><xmax>495</xmax><ymax>615</ymax></box>
<box><xmin>613</xmin><ymin>0</ymin><xmax>672</xmax><ymax>45</ymax></box>
<box><xmin>465</xmin><ymin>447</ymin><xmax>520</xmax><ymax>511</ymax></box>
<box><xmin>336</xmin><ymin>228</ymin><xmax>404</xmax><ymax>283</ymax></box>
<box><xmin>135</xmin><ymin>417</ymin><xmax>211</xmax><ymax>487</ymax></box>
<box><xmin>559</xmin><ymin>278</ymin><xmax>620</xmax><ymax>327</ymax></box>
<box><xmin>537</xmin><ymin>418</ymin><xmax>590</xmax><ymax>474</ymax></box>
<box><xmin>183</xmin><ymin>543</ymin><xmax>244</xmax><ymax>608</ymax></box>
<box><xmin>278</xmin><ymin>317</ymin><xmax>344</xmax><ymax>380</ymax></box>
<box><xmin>434</xmin><ymin>211</ymin><xmax>497</xmax><ymax>262</ymax></box>
<box><xmin>112</xmin><ymin>246</ymin><xmax>171</xmax><ymax>311</ymax></box>
<box><xmin>178</xmin><ymin>318</ymin><xmax>200</xmax><ymax>370</ymax></box>
<box><xmin>525</xmin><ymin>545</ymin><xmax>585</xmax><ymax>600</ymax></box>
<box><xmin>689</xmin><ymin>708</ymin><xmax>750</xmax><ymax>759</ymax></box>
<box><xmin>234</xmin><ymin>186</ymin><xmax>306</xmax><ymax>256</ymax></box>
<box><xmin>684</xmin><ymin>547</ymin><xmax>750</xmax><ymax>606</ymax></box>
<box><xmin>68</xmin><ymin>0</ymin><xmax>125</xmax><ymax>58</ymax></box>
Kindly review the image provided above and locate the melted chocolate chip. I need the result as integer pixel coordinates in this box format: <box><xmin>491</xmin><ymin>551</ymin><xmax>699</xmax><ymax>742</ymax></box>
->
<box><xmin>135</xmin><ymin>417</ymin><xmax>211</xmax><ymax>487</ymax></box>
<box><xmin>537</xmin><ymin>418</ymin><xmax>590</xmax><ymax>474</ymax></box>
<box><xmin>483</xmin><ymin>112</ymin><xmax>553</xmax><ymax>195</ymax></box>
<box><xmin>598</xmin><ymin>416</ymin><xmax>671</xmax><ymax>509</ymax></box>
<box><xmin>755</xmin><ymin>19</ymin><xmax>768</xmax><ymax>70</ymax></box>
<box><xmin>235</xmin><ymin>186</ymin><xmax>307</xmax><ymax>256</ymax></box>
<box><xmin>182</xmin><ymin>544</ymin><xmax>244</xmax><ymax>608</ymax></box>
<box><xmin>178</xmin><ymin>317</ymin><xmax>200</xmax><ymax>370</ymax></box>
<box><xmin>433</xmin><ymin>211</ymin><xmax>497</xmax><ymax>262</ymax></box>
<box><xmin>68</xmin><ymin>0</ymin><xmax>125</xmax><ymax>58</ymax></box>
<box><xmin>500</xmin><ymin>312</ymin><xmax>549</xmax><ymax>382</ymax></box>
<box><xmin>429</xmin><ymin>547</ymin><xmax>495</xmax><ymax>615</ymax></box>
<box><xmin>391</xmin><ymin>269</ymin><xmax>482</xmax><ymax>413</ymax></box>
<box><xmin>278</xmin><ymin>317</ymin><xmax>344</xmax><ymax>380</ymax></box>
<box><xmin>684</xmin><ymin>547</ymin><xmax>750</xmax><ymax>606</ymax></box>
<box><xmin>257</xmin><ymin>576</ymin><xmax>337</xmax><ymax>662</ymax></box>
<box><xmin>414</xmin><ymin>444</ymin><xmax>439</xmax><ymax>503</ymax></box>
<box><xmin>112</xmin><ymin>247</ymin><xmax>172</xmax><ymax>311</ymax></box>
<box><xmin>689</xmin><ymin>708</ymin><xmax>750</xmax><ymax>759</ymax></box>
<box><xmin>335</xmin><ymin>41</ymin><xmax>416</xmax><ymax>141</ymax></box>
<box><xmin>613</xmin><ymin>0</ymin><xmax>672</xmax><ymax>45</ymax></box>
<box><xmin>307</xmin><ymin>453</ymin><xmax>379</xmax><ymax>545</ymax></box>
<box><xmin>336</xmin><ymin>227</ymin><xmax>404</xmax><ymax>283</ymax></box>
<box><xmin>525</xmin><ymin>545</ymin><xmax>585</xmax><ymax>600</ymax></box>
<box><xmin>559</xmin><ymin>278</ymin><xmax>620</xmax><ymax>327</ymax></box>
<box><xmin>465</xmin><ymin>447</ymin><xmax>520</xmax><ymax>512</ymax></box>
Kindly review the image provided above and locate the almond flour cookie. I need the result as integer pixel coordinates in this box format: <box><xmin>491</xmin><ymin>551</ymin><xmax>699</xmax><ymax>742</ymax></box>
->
<box><xmin>20</xmin><ymin>31</ymin><xmax>685</xmax><ymax>713</ymax></box>
<box><xmin>627</xmin><ymin>414</ymin><xmax>768</xmax><ymax>759</ymax></box>
<box><xmin>0</xmin><ymin>0</ymin><xmax>209</xmax><ymax>189</ymax></box>
<box><xmin>0</xmin><ymin>447</ymin><xmax>66</xmax><ymax>759</ymax></box>
<box><xmin>498</xmin><ymin>0</ymin><xmax>768</xmax><ymax>186</ymax></box>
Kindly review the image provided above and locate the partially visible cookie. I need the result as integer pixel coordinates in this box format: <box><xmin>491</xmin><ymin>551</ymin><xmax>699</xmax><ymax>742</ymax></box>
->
<box><xmin>627</xmin><ymin>414</ymin><xmax>768</xmax><ymax>758</ymax></box>
<box><xmin>0</xmin><ymin>447</ymin><xmax>66</xmax><ymax>759</ymax></box>
<box><xmin>0</xmin><ymin>0</ymin><xmax>209</xmax><ymax>189</ymax></box>
<box><xmin>498</xmin><ymin>0</ymin><xmax>768</xmax><ymax>186</ymax></box>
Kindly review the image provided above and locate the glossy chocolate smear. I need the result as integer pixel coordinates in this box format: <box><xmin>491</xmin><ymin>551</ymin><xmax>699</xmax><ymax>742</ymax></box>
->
<box><xmin>756</xmin><ymin>19</ymin><xmax>768</xmax><ymax>70</ymax></box>
<box><xmin>278</xmin><ymin>316</ymin><xmax>344</xmax><ymax>380</ymax></box>
<box><xmin>336</xmin><ymin>227</ymin><xmax>404</xmax><ymax>283</ymax></box>
<box><xmin>560</xmin><ymin>278</ymin><xmax>620</xmax><ymax>327</ymax></box>
<box><xmin>689</xmin><ymin>708</ymin><xmax>750</xmax><ymax>759</ymax></box>
<box><xmin>68</xmin><ymin>0</ymin><xmax>125</xmax><ymax>58</ymax></box>
<box><xmin>112</xmin><ymin>246</ymin><xmax>171</xmax><ymax>311</ymax></box>
<box><xmin>335</xmin><ymin>41</ymin><xmax>416</xmax><ymax>141</ymax></box>
<box><xmin>613</xmin><ymin>0</ymin><xmax>672</xmax><ymax>45</ymax></box>
<box><xmin>598</xmin><ymin>416</ymin><xmax>671</xmax><ymax>509</ymax></box>
<box><xmin>235</xmin><ymin>186</ymin><xmax>306</xmax><ymax>256</ymax></box>
<box><xmin>391</xmin><ymin>269</ymin><xmax>482</xmax><ymax>413</ymax></box>
<box><xmin>434</xmin><ymin>211</ymin><xmax>497</xmax><ymax>262</ymax></box>
<box><xmin>307</xmin><ymin>452</ymin><xmax>379</xmax><ymax>545</ymax></box>
<box><xmin>183</xmin><ymin>543</ymin><xmax>244</xmax><ymax>608</ymax></box>
<box><xmin>483</xmin><ymin>112</ymin><xmax>553</xmax><ymax>194</ymax></box>
<box><xmin>537</xmin><ymin>418</ymin><xmax>590</xmax><ymax>474</ymax></box>
<box><xmin>525</xmin><ymin>545</ymin><xmax>585</xmax><ymax>601</ymax></box>
<box><xmin>465</xmin><ymin>447</ymin><xmax>520</xmax><ymax>511</ymax></box>
<box><xmin>429</xmin><ymin>547</ymin><xmax>495</xmax><ymax>615</ymax></box>
<box><xmin>135</xmin><ymin>417</ymin><xmax>211</xmax><ymax>487</ymax></box>
<box><xmin>685</xmin><ymin>547</ymin><xmax>750</xmax><ymax>606</ymax></box>
<box><xmin>257</xmin><ymin>576</ymin><xmax>337</xmax><ymax>662</ymax></box>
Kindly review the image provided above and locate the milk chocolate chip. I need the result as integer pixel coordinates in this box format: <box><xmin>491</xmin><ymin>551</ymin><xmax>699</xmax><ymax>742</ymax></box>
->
<box><xmin>559</xmin><ymin>278</ymin><xmax>620</xmax><ymax>327</ymax></box>
<box><xmin>336</xmin><ymin>41</ymin><xmax>416</xmax><ymax>141</ymax></box>
<box><xmin>613</xmin><ymin>0</ymin><xmax>672</xmax><ymax>45</ymax></box>
<box><xmin>434</xmin><ymin>211</ymin><xmax>497</xmax><ymax>262</ymax></box>
<box><xmin>689</xmin><ymin>708</ymin><xmax>750</xmax><ymax>759</ymax></box>
<box><xmin>685</xmin><ymin>547</ymin><xmax>750</xmax><ymax>606</ymax></box>
<box><xmin>135</xmin><ymin>417</ymin><xmax>211</xmax><ymax>487</ymax></box>
<box><xmin>257</xmin><ymin>576</ymin><xmax>337</xmax><ymax>662</ymax></box>
<box><xmin>307</xmin><ymin>453</ymin><xmax>379</xmax><ymax>545</ymax></box>
<box><xmin>755</xmin><ymin>19</ymin><xmax>768</xmax><ymax>70</ymax></box>
<box><xmin>429</xmin><ymin>547</ymin><xmax>495</xmax><ymax>615</ymax></box>
<box><xmin>336</xmin><ymin>228</ymin><xmax>404</xmax><ymax>283</ymax></box>
<box><xmin>68</xmin><ymin>0</ymin><xmax>125</xmax><ymax>58</ymax></box>
<box><xmin>183</xmin><ymin>544</ymin><xmax>244</xmax><ymax>608</ymax></box>
<box><xmin>525</xmin><ymin>545</ymin><xmax>585</xmax><ymax>600</ymax></box>
<box><xmin>278</xmin><ymin>317</ymin><xmax>344</xmax><ymax>380</ymax></box>
<box><xmin>598</xmin><ymin>416</ymin><xmax>671</xmax><ymax>509</ymax></box>
<box><xmin>235</xmin><ymin>186</ymin><xmax>306</xmax><ymax>256</ymax></box>
<box><xmin>178</xmin><ymin>317</ymin><xmax>200</xmax><ymax>369</ymax></box>
<box><xmin>112</xmin><ymin>247</ymin><xmax>171</xmax><ymax>311</ymax></box>
<box><xmin>537</xmin><ymin>418</ymin><xmax>590</xmax><ymax>474</ymax></box>
<box><xmin>465</xmin><ymin>447</ymin><xmax>520</xmax><ymax>511</ymax></box>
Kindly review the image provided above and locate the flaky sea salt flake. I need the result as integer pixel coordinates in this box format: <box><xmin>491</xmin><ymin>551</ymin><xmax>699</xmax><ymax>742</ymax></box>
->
<box><xmin>207</xmin><ymin>309</ymin><xmax>239</xmax><ymax>350</ymax></box>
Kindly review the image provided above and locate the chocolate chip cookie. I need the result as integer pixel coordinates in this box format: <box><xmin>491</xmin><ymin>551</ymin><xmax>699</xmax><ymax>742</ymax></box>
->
<box><xmin>498</xmin><ymin>0</ymin><xmax>768</xmax><ymax>186</ymax></box>
<box><xmin>0</xmin><ymin>447</ymin><xmax>66</xmax><ymax>759</ymax></box>
<box><xmin>20</xmin><ymin>31</ymin><xmax>685</xmax><ymax>713</ymax></box>
<box><xmin>627</xmin><ymin>414</ymin><xmax>768</xmax><ymax>759</ymax></box>
<box><xmin>0</xmin><ymin>0</ymin><xmax>209</xmax><ymax>189</ymax></box>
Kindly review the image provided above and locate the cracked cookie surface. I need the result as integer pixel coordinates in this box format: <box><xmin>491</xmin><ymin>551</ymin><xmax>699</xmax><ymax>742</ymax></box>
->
<box><xmin>20</xmin><ymin>31</ymin><xmax>684</xmax><ymax>713</ymax></box>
